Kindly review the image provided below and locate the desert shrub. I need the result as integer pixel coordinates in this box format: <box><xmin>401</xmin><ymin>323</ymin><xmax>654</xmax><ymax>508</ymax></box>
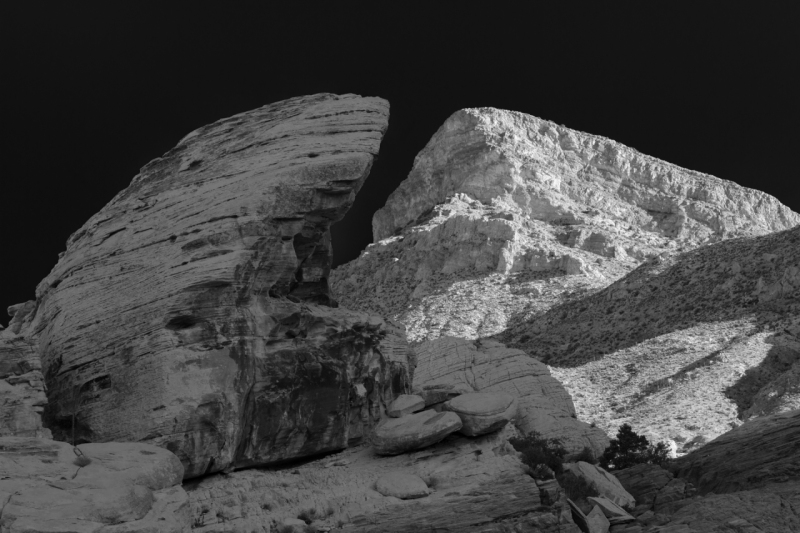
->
<box><xmin>557</xmin><ymin>470</ymin><xmax>600</xmax><ymax>502</ymax></box>
<box><xmin>530</xmin><ymin>464</ymin><xmax>555</xmax><ymax>480</ymax></box>
<box><xmin>297</xmin><ymin>508</ymin><xmax>319</xmax><ymax>524</ymax></box>
<box><xmin>509</xmin><ymin>431</ymin><xmax>567</xmax><ymax>475</ymax></box>
<box><xmin>599</xmin><ymin>424</ymin><xmax>672</xmax><ymax>470</ymax></box>
<box><xmin>73</xmin><ymin>455</ymin><xmax>92</xmax><ymax>467</ymax></box>
<box><xmin>573</xmin><ymin>446</ymin><xmax>597</xmax><ymax>464</ymax></box>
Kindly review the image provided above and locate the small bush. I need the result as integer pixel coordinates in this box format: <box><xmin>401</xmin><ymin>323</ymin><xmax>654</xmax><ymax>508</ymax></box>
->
<box><xmin>509</xmin><ymin>431</ymin><xmax>567</xmax><ymax>475</ymax></box>
<box><xmin>530</xmin><ymin>463</ymin><xmax>555</xmax><ymax>480</ymax></box>
<box><xmin>297</xmin><ymin>508</ymin><xmax>319</xmax><ymax>524</ymax></box>
<box><xmin>599</xmin><ymin>424</ymin><xmax>672</xmax><ymax>470</ymax></box>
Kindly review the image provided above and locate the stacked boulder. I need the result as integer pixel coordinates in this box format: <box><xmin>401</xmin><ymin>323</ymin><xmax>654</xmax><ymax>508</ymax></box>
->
<box><xmin>372</xmin><ymin>387</ymin><xmax>518</xmax><ymax>455</ymax></box>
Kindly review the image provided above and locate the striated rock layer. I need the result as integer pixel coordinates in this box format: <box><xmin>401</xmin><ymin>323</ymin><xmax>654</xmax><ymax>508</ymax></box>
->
<box><xmin>14</xmin><ymin>93</ymin><xmax>412</xmax><ymax>479</ymax></box>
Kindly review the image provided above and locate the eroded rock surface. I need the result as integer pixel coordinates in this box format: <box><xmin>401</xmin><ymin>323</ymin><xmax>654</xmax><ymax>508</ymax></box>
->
<box><xmin>0</xmin><ymin>437</ymin><xmax>189</xmax><ymax>533</ymax></box>
<box><xmin>413</xmin><ymin>337</ymin><xmax>608</xmax><ymax>454</ymax></box>
<box><xmin>372</xmin><ymin>409</ymin><xmax>462</xmax><ymax>455</ymax></box>
<box><xmin>16</xmin><ymin>93</ymin><xmax>411</xmax><ymax>479</ymax></box>
<box><xmin>442</xmin><ymin>391</ymin><xmax>517</xmax><ymax>436</ymax></box>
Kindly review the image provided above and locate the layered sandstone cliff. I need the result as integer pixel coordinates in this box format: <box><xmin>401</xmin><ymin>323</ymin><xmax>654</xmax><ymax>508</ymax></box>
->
<box><xmin>9</xmin><ymin>93</ymin><xmax>412</xmax><ymax>479</ymax></box>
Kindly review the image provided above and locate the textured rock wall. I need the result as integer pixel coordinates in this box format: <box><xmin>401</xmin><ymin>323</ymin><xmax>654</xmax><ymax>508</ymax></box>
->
<box><xmin>20</xmin><ymin>93</ymin><xmax>411</xmax><ymax>479</ymax></box>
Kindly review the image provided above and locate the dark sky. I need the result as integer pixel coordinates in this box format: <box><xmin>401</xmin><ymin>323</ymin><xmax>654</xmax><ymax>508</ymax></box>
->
<box><xmin>2</xmin><ymin>4</ymin><xmax>798</xmax><ymax>325</ymax></box>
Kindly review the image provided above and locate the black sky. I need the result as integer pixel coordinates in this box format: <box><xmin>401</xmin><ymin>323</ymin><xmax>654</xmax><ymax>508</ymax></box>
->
<box><xmin>2</xmin><ymin>3</ymin><xmax>798</xmax><ymax>325</ymax></box>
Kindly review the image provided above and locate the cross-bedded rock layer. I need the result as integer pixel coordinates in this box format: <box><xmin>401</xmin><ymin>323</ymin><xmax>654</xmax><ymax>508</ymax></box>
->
<box><xmin>16</xmin><ymin>93</ymin><xmax>411</xmax><ymax>479</ymax></box>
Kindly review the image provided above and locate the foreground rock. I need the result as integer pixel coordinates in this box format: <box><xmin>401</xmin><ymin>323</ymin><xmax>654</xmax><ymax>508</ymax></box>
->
<box><xmin>442</xmin><ymin>391</ymin><xmax>517</xmax><ymax>436</ymax></box>
<box><xmin>414</xmin><ymin>337</ymin><xmax>609</xmax><ymax>454</ymax></box>
<box><xmin>17</xmin><ymin>94</ymin><xmax>411</xmax><ymax>478</ymax></box>
<box><xmin>387</xmin><ymin>394</ymin><xmax>425</xmax><ymax>417</ymax></box>
<box><xmin>372</xmin><ymin>409</ymin><xmax>462</xmax><ymax>455</ymax></box>
<box><xmin>0</xmin><ymin>436</ymin><xmax>189</xmax><ymax>532</ymax></box>
<box><xmin>673</xmin><ymin>408</ymin><xmax>800</xmax><ymax>494</ymax></box>
<box><xmin>375</xmin><ymin>471</ymin><xmax>431</xmax><ymax>499</ymax></box>
<box><xmin>563</xmin><ymin>461</ymin><xmax>635</xmax><ymax>509</ymax></box>
<box><xmin>187</xmin><ymin>425</ymin><xmax>582</xmax><ymax>533</ymax></box>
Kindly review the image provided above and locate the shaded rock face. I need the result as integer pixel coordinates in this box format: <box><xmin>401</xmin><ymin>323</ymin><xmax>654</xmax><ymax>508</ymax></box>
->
<box><xmin>18</xmin><ymin>93</ymin><xmax>410</xmax><ymax>479</ymax></box>
<box><xmin>673</xmin><ymin>408</ymin><xmax>800</xmax><ymax>495</ymax></box>
<box><xmin>413</xmin><ymin>337</ymin><xmax>609</xmax><ymax>455</ymax></box>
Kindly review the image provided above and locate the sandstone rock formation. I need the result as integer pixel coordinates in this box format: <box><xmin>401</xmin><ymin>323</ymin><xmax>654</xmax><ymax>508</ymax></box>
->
<box><xmin>0</xmin><ymin>436</ymin><xmax>189</xmax><ymax>532</ymax></box>
<box><xmin>441</xmin><ymin>391</ymin><xmax>517</xmax><ymax>436</ymax></box>
<box><xmin>413</xmin><ymin>337</ymin><xmax>609</xmax><ymax>454</ymax></box>
<box><xmin>374</xmin><ymin>471</ymin><xmax>431</xmax><ymax>499</ymax></box>
<box><xmin>386</xmin><ymin>394</ymin><xmax>424</xmax><ymax>417</ymax></box>
<box><xmin>12</xmin><ymin>93</ymin><xmax>412</xmax><ymax>479</ymax></box>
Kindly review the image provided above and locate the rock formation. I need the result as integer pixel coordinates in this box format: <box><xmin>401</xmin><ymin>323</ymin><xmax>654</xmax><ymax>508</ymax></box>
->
<box><xmin>186</xmin><ymin>424</ymin><xmax>582</xmax><ymax>532</ymax></box>
<box><xmin>11</xmin><ymin>93</ymin><xmax>413</xmax><ymax>479</ymax></box>
<box><xmin>413</xmin><ymin>337</ymin><xmax>609</xmax><ymax>455</ymax></box>
<box><xmin>0</xmin><ymin>436</ymin><xmax>190</xmax><ymax>532</ymax></box>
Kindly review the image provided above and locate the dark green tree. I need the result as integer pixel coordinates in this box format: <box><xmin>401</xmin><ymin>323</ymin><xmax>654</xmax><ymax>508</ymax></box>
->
<box><xmin>599</xmin><ymin>423</ymin><xmax>662</xmax><ymax>470</ymax></box>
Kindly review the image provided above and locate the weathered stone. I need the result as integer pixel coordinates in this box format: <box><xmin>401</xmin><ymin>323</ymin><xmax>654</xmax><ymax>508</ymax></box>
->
<box><xmin>587</xmin><ymin>497</ymin><xmax>635</xmax><ymax>524</ymax></box>
<box><xmin>414</xmin><ymin>337</ymin><xmax>609</xmax><ymax>454</ymax></box>
<box><xmin>0</xmin><ymin>437</ymin><xmax>189</xmax><ymax>532</ymax></box>
<box><xmin>442</xmin><ymin>391</ymin><xmax>517</xmax><ymax>436</ymax></box>
<box><xmin>387</xmin><ymin>394</ymin><xmax>425</xmax><ymax>418</ymax></box>
<box><xmin>18</xmin><ymin>94</ymin><xmax>410</xmax><ymax>479</ymax></box>
<box><xmin>0</xmin><ymin>334</ymin><xmax>51</xmax><ymax>439</ymax></box>
<box><xmin>613</xmin><ymin>463</ymin><xmax>674</xmax><ymax>507</ymax></box>
<box><xmin>374</xmin><ymin>471</ymin><xmax>430</xmax><ymax>499</ymax></box>
<box><xmin>372</xmin><ymin>409</ymin><xmax>462</xmax><ymax>455</ymax></box>
<box><xmin>587</xmin><ymin>505</ymin><xmax>611</xmax><ymax>533</ymax></box>
<box><xmin>564</xmin><ymin>462</ymin><xmax>635</xmax><ymax>509</ymax></box>
<box><xmin>673</xmin><ymin>408</ymin><xmax>800</xmax><ymax>495</ymax></box>
<box><xmin>568</xmin><ymin>498</ymin><xmax>590</xmax><ymax>533</ymax></box>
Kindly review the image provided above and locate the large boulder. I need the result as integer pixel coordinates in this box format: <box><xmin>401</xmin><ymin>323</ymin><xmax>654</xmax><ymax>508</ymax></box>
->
<box><xmin>21</xmin><ymin>94</ymin><xmax>410</xmax><ymax>479</ymax></box>
<box><xmin>442</xmin><ymin>391</ymin><xmax>517</xmax><ymax>436</ymax></box>
<box><xmin>0</xmin><ymin>436</ymin><xmax>189</xmax><ymax>532</ymax></box>
<box><xmin>372</xmin><ymin>409</ymin><xmax>462</xmax><ymax>455</ymax></box>
<box><xmin>413</xmin><ymin>337</ymin><xmax>609</xmax><ymax>454</ymax></box>
<box><xmin>563</xmin><ymin>461</ymin><xmax>635</xmax><ymax>509</ymax></box>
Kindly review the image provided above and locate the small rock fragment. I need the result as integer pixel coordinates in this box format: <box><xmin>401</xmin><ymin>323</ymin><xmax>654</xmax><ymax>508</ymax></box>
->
<box><xmin>375</xmin><ymin>472</ymin><xmax>431</xmax><ymax>499</ymax></box>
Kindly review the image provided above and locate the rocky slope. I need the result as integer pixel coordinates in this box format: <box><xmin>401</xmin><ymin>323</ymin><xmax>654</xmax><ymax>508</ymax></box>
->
<box><xmin>5</xmin><ymin>93</ymin><xmax>415</xmax><ymax>479</ymax></box>
<box><xmin>502</xmin><ymin>224</ymin><xmax>800</xmax><ymax>448</ymax></box>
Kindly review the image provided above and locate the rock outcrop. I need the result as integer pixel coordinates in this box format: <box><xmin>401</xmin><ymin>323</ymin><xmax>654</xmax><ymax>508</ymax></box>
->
<box><xmin>413</xmin><ymin>337</ymin><xmax>609</xmax><ymax>454</ymax></box>
<box><xmin>563</xmin><ymin>461</ymin><xmax>635</xmax><ymax>509</ymax></box>
<box><xmin>441</xmin><ymin>391</ymin><xmax>517</xmax><ymax>436</ymax></box>
<box><xmin>13</xmin><ymin>93</ymin><xmax>412</xmax><ymax>479</ymax></box>
<box><xmin>372</xmin><ymin>409</ymin><xmax>462</xmax><ymax>455</ymax></box>
<box><xmin>186</xmin><ymin>424</ymin><xmax>581</xmax><ymax>533</ymax></box>
<box><xmin>0</xmin><ymin>436</ymin><xmax>190</xmax><ymax>532</ymax></box>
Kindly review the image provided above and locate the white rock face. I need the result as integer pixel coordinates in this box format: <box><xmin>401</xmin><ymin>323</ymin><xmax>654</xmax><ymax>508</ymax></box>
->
<box><xmin>413</xmin><ymin>337</ymin><xmax>609</xmax><ymax>455</ymax></box>
<box><xmin>14</xmin><ymin>93</ymin><xmax>412</xmax><ymax>479</ymax></box>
